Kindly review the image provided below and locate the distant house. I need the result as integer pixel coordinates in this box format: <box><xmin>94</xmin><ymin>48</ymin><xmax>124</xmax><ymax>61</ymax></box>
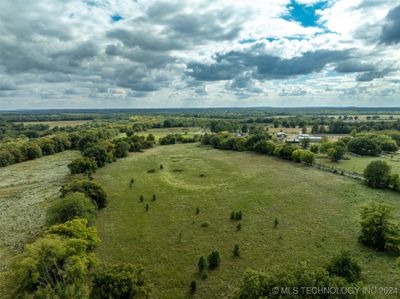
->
<box><xmin>276</xmin><ymin>132</ymin><xmax>287</xmax><ymax>138</ymax></box>
<box><xmin>297</xmin><ymin>134</ymin><xmax>322</xmax><ymax>142</ymax></box>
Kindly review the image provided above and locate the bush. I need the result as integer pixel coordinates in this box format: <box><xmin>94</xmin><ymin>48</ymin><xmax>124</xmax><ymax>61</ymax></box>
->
<box><xmin>233</xmin><ymin>244</ymin><xmax>240</xmax><ymax>257</ymax></box>
<box><xmin>198</xmin><ymin>256</ymin><xmax>206</xmax><ymax>273</ymax></box>
<box><xmin>300</xmin><ymin>150</ymin><xmax>315</xmax><ymax>165</ymax></box>
<box><xmin>83</xmin><ymin>145</ymin><xmax>108</xmax><ymax>167</ymax></box>
<box><xmin>61</xmin><ymin>179</ymin><xmax>107</xmax><ymax>209</ymax></box>
<box><xmin>348</xmin><ymin>137</ymin><xmax>381</xmax><ymax>156</ymax></box>
<box><xmin>327</xmin><ymin>145</ymin><xmax>346</xmax><ymax>162</ymax></box>
<box><xmin>326</xmin><ymin>251</ymin><xmax>361</xmax><ymax>283</ymax></box>
<box><xmin>46</xmin><ymin>192</ymin><xmax>96</xmax><ymax>225</ymax></box>
<box><xmin>115</xmin><ymin>141</ymin><xmax>130</xmax><ymax>158</ymax></box>
<box><xmin>190</xmin><ymin>280</ymin><xmax>197</xmax><ymax>294</ymax></box>
<box><xmin>363</xmin><ymin>160</ymin><xmax>391</xmax><ymax>188</ymax></box>
<box><xmin>47</xmin><ymin>218</ymin><xmax>99</xmax><ymax>250</ymax></box>
<box><xmin>359</xmin><ymin>202</ymin><xmax>400</xmax><ymax>254</ymax></box>
<box><xmin>68</xmin><ymin>157</ymin><xmax>97</xmax><ymax>174</ymax></box>
<box><xmin>207</xmin><ymin>251</ymin><xmax>221</xmax><ymax>269</ymax></box>
<box><xmin>90</xmin><ymin>264</ymin><xmax>152</xmax><ymax>299</ymax></box>
<box><xmin>236</xmin><ymin>265</ymin><xmax>366</xmax><ymax>299</ymax></box>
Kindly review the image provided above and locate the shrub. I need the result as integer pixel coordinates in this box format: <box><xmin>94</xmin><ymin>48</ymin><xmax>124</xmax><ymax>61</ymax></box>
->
<box><xmin>147</xmin><ymin>168</ymin><xmax>156</xmax><ymax>173</ymax></box>
<box><xmin>190</xmin><ymin>280</ymin><xmax>197</xmax><ymax>294</ymax></box>
<box><xmin>363</xmin><ymin>160</ymin><xmax>391</xmax><ymax>188</ymax></box>
<box><xmin>61</xmin><ymin>179</ymin><xmax>107</xmax><ymax>209</ymax></box>
<box><xmin>207</xmin><ymin>251</ymin><xmax>221</xmax><ymax>269</ymax></box>
<box><xmin>91</xmin><ymin>264</ymin><xmax>151</xmax><ymax>299</ymax></box>
<box><xmin>292</xmin><ymin>149</ymin><xmax>303</xmax><ymax>163</ymax></box>
<box><xmin>359</xmin><ymin>202</ymin><xmax>400</xmax><ymax>254</ymax></box>
<box><xmin>233</xmin><ymin>244</ymin><xmax>240</xmax><ymax>257</ymax></box>
<box><xmin>46</xmin><ymin>193</ymin><xmax>96</xmax><ymax>225</ymax></box>
<box><xmin>236</xmin><ymin>265</ymin><xmax>366</xmax><ymax>299</ymax></box>
<box><xmin>47</xmin><ymin>218</ymin><xmax>99</xmax><ymax>250</ymax></box>
<box><xmin>152</xmin><ymin>194</ymin><xmax>157</xmax><ymax>201</ymax></box>
<box><xmin>68</xmin><ymin>157</ymin><xmax>97</xmax><ymax>174</ymax></box>
<box><xmin>196</xmin><ymin>207</ymin><xmax>200</xmax><ymax>215</ymax></box>
<box><xmin>310</xmin><ymin>144</ymin><xmax>319</xmax><ymax>154</ymax></box>
<box><xmin>327</xmin><ymin>145</ymin><xmax>346</xmax><ymax>162</ymax></box>
<box><xmin>83</xmin><ymin>145</ymin><xmax>108</xmax><ymax>167</ymax></box>
<box><xmin>198</xmin><ymin>256</ymin><xmax>206</xmax><ymax>273</ymax></box>
<box><xmin>301</xmin><ymin>150</ymin><xmax>315</xmax><ymax>165</ymax></box>
<box><xmin>201</xmin><ymin>222</ymin><xmax>210</xmax><ymax>228</ymax></box>
<box><xmin>145</xmin><ymin>203</ymin><xmax>150</xmax><ymax>212</ymax></box>
<box><xmin>140</xmin><ymin>195</ymin><xmax>144</xmax><ymax>202</ymax></box>
<box><xmin>115</xmin><ymin>141</ymin><xmax>130</xmax><ymax>158</ymax></box>
<box><xmin>326</xmin><ymin>251</ymin><xmax>361</xmax><ymax>283</ymax></box>
<box><xmin>237</xmin><ymin>223</ymin><xmax>242</xmax><ymax>231</ymax></box>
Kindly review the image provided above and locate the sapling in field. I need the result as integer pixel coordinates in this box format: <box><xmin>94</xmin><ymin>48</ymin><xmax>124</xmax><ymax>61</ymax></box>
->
<box><xmin>207</xmin><ymin>251</ymin><xmax>221</xmax><ymax>269</ymax></box>
<box><xmin>233</xmin><ymin>244</ymin><xmax>240</xmax><ymax>257</ymax></box>
<box><xmin>145</xmin><ymin>203</ymin><xmax>149</xmax><ymax>212</ymax></box>
<box><xmin>198</xmin><ymin>256</ymin><xmax>206</xmax><ymax>273</ymax></box>
<box><xmin>139</xmin><ymin>195</ymin><xmax>144</xmax><ymax>202</ymax></box>
<box><xmin>196</xmin><ymin>207</ymin><xmax>200</xmax><ymax>215</ymax></box>
<box><xmin>190</xmin><ymin>280</ymin><xmax>197</xmax><ymax>294</ymax></box>
<box><xmin>274</xmin><ymin>217</ymin><xmax>279</xmax><ymax>228</ymax></box>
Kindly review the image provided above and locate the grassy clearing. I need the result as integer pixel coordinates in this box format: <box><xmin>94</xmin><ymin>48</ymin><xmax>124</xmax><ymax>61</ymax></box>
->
<box><xmin>0</xmin><ymin>150</ymin><xmax>80</xmax><ymax>292</ymax></box>
<box><xmin>21</xmin><ymin>120</ymin><xmax>92</xmax><ymax>128</ymax></box>
<box><xmin>317</xmin><ymin>153</ymin><xmax>400</xmax><ymax>176</ymax></box>
<box><xmin>94</xmin><ymin>143</ymin><xmax>400</xmax><ymax>298</ymax></box>
<box><xmin>139</xmin><ymin>127</ymin><xmax>205</xmax><ymax>140</ymax></box>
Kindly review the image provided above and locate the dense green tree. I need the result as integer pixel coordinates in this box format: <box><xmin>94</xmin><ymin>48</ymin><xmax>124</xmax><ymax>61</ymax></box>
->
<box><xmin>359</xmin><ymin>202</ymin><xmax>400</xmax><ymax>254</ymax></box>
<box><xmin>13</xmin><ymin>237</ymin><xmax>95</xmax><ymax>298</ymax></box>
<box><xmin>236</xmin><ymin>265</ymin><xmax>366</xmax><ymax>299</ymax></box>
<box><xmin>22</xmin><ymin>142</ymin><xmax>43</xmax><ymax>160</ymax></box>
<box><xmin>46</xmin><ymin>192</ymin><xmax>96</xmax><ymax>225</ymax></box>
<box><xmin>68</xmin><ymin>157</ymin><xmax>97</xmax><ymax>174</ymax></box>
<box><xmin>327</xmin><ymin>145</ymin><xmax>346</xmax><ymax>162</ymax></box>
<box><xmin>60</xmin><ymin>179</ymin><xmax>107</xmax><ymax>209</ymax></box>
<box><xmin>348</xmin><ymin>137</ymin><xmax>381</xmax><ymax>156</ymax></box>
<box><xmin>83</xmin><ymin>145</ymin><xmax>108</xmax><ymax>167</ymax></box>
<box><xmin>363</xmin><ymin>160</ymin><xmax>391</xmax><ymax>188</ymax></box>
<box><xmin>91</xmin><ymin>264</ymin><xmax>151</xmax><ymax>299</ymax></box>
<box><xmin>115</xmin><ymin>141</ymin><xmax>130</xmax><ymax>158</ymax></box>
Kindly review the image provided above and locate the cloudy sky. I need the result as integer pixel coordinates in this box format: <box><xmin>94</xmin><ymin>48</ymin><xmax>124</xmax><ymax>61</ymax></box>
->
<box><xmin>1</xmin><ymin>0</ymin><xmax>400</xmax><ymax>109</ymax></box>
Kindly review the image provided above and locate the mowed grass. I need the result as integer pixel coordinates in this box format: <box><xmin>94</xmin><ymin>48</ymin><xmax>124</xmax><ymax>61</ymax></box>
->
<box><xmin>94</xmin><ymin>144</ymin><xmax>400</xmax><ymax>298</ymax></box>
<box><xmin>139</xmin><ymin>127</ymin><xmax>205</xmax><ymax>141</ymax></box>
<box><xmin>21</xmin><ymin>120</ymin><xmax>92</xmax><ymax>128</ymax></box>
<box><xmin>317</xmin><ymin>153</ymin><xmax>400</xmax><ymax>176</ymax></box>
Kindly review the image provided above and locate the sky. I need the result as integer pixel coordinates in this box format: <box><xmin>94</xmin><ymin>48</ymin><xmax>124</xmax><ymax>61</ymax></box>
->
<box><xmin>0</xmin><ymin>0</ymin><xmax>400</xmax><ymax>109</ymax></box>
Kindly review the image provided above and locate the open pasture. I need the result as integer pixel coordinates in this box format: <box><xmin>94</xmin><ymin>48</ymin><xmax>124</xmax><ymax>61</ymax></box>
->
<box><xmin>94</xmin><ymin>143</ymin><xmax>400</xmax><ymax>298</ymax></box>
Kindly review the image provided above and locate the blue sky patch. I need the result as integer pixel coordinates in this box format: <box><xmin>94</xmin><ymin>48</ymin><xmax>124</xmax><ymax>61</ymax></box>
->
<box><xmin>283</xmin><ymin>0</ymin><xmax>328</xmax><ymax>28</ymax></box>
<box><xmin>111</xmin><ymin>14</ymin><xmax>123</xmax><ymax>23</ymax></box>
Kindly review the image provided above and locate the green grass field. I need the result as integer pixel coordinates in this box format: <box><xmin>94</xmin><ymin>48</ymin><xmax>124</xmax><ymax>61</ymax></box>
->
<box><xmin>139</xmin><ymin>127</ymin><xmax>205</xmax><ymax>141</ymax></box>
<box><xmin>94</xmin><ymin>143</ymin><xmax>400</xmax><ymax>298</ymax></box>
<box><xmin>21</xmin><ymin>120</ymin><xmax>92</xmax><ymax>128</ymax></box>
<box><xmin>317</xmin><ymin>153</ymin><xmax>400</xmax><ymax>176</ymax></box>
